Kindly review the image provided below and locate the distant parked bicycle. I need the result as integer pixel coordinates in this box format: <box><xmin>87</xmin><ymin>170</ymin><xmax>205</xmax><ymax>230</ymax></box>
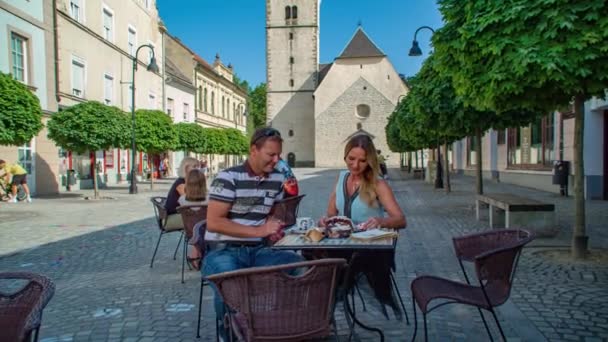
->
<box><xmin>0</xmin><ymin>178</ymin><xmax>26</xmax><ymax>202</ymax></box>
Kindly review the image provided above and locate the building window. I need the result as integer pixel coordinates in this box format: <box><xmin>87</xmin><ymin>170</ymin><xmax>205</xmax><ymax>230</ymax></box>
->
<box><xmin>144</xmin><ymin>0</ymin><xmax>151</xmax><ymax>9</ymax></box>
<box><xmin>18</xmin><ymin>142</ymin><xmax>33</xmax><ymax>175</ymax></box>
<box><xmin>102</xmin><ymin>7</ymin><xmax>113</xmax><ymax>41</ymax></box>
<box><xmin>289</xmin><ymin>79</ymin><xmax>294</xmax><ymax>87</ymax></box>
<box><xmin>70</xmin><ymin>0</ymin><xmax>83</xmax><ymax>22</ymax></box>
<box><xmin>197</xmin><ymin>86</ymin><xmax>203</xmax><ymax>110</ymax></box>
<box><xmin>292</xmin><ymin>6</ymin><xmax>298</xmax><ymax>19</ymax></box>
<box><xmin>203</xmin><ymin>88</ymin><xmax>208</xmax><ymax>112</ymax></box>
<box><xmin>497</xmin><ymin>129</ymin><xmax>506</xmax><ymax>145</ymax></box>
<box><xmin>290</xmin><ymin>56</ymin><xmax>294</xmax><ymax>64</ymax></box>
<box><xmin>148</xmin><ymin>92</ymin><xmax>156</xmax><ymax>109</ymax></box>
<box><xmin>289</xmin><ymin>32</ymin><xmax>293</xmax><ymax>40</ymax></box>
<box><xmin>227</xmin><ymin>99</ymin><xmax>231</xmax><ymax>119</ymax></box>
<box><xmin>71</xmin><ymin>57</ymin><xmax>85</xmax><ymax>97</ymax></box>
<box><xmin>183</xmin><ymin>103</ymin><xmax>189</xmax><ymax>121</ymax></box>
<box><xmin>288</xmin><ymin>129</ymin><xmax>294</xmax><ymax>137</ymax></box>
<box><xmin>103</xmin><ymin>74</ymin><xmax>113</xmax><ymax>105</ymax></box>
<box><xmin>507</xmin><ymin>113</ymin><xmax>554</xmax><ymax>167</ymax></box>
<box><xmin>128</xmin><ymin>26</ymin><xmax>137</xmax><ymax>56</ymax></box>
<box><xmin>10</xmin><ymin>33</ymin><xmax>27</xmax><ymax>83</ymax></box>
<box><xmin>211</xmin><ymin>91</ymin><xmax>215</xmax><ymax>114</ymax></box>
<box><xmin>167</xmin><ymin>98</ymin><xmax>174</xmax><ymax>117</ymax></box>
<box><xmin>147</xmin><ymin>42</ymin><xmax>155</xmax><ymax>64</ymax></box>
<box><xmin>285</xmin><ymin>6</ymin><xmax>291</xmax><ymax>19</ymax></box>
<box><xmin>356</xmin><ymin>104</ymin><xmax>370</xmax><ymax>119</ymax></box>
<box><xmin>221</xmin><ymin>96</ymin><xmax>225</xmax><ymax>116</ymax></box>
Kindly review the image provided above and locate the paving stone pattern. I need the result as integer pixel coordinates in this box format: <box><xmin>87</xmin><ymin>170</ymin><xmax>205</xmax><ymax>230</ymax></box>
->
<box><xmin>0</xmin><ymin>170</ymin><xmax>607</xmax><ymax>341</ymax></box>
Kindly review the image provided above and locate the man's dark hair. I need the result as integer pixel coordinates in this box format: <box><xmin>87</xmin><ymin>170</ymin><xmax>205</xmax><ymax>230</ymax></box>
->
<box><xmin>0</xmin><ymin>160</ymin><xmax>5</xmax><ymax>164</ymax></box>
<box><xmin>250</xmin><ymin>127</ymin><xmax>282</xmax><ymax>148</ymax></box>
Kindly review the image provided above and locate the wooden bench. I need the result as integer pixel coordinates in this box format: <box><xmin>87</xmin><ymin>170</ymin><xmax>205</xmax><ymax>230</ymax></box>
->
<box><xmin>476</xmin><ymin>193</ymin><xmax>555</xmax><ymax>229</ymax></box>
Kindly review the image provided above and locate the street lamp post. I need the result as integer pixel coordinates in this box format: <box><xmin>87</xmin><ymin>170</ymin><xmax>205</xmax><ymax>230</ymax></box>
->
<box><xmin>408</xmin><ymin>25</ymin><xmax>444</xmax><ymax>189</ymax></box>
<box><xmin>129</xmin><ymin>44</ymin><xmax>159</xmax><ymax>194</ymax></box>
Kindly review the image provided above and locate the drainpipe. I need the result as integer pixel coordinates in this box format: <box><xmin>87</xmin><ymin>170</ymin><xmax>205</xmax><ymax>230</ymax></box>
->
<box><xmin>160</xmin><ymin>25</ymin><xmax>166</xmax><ymax>113</ymax></box>
<box><xmin>52</xmin><ymin>0</ymin><xmax>60</xmax><ymax>103</ymax></box>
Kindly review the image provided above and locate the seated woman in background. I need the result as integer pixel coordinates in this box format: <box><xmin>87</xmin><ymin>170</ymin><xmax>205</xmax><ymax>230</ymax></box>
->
<box><xmin>164</xmin><ymin>157</ymin><xmax>200</xmax><ymax>230</ymax></box>
<box><xmin>178</xmin><ymin>168</ymin><xmax>208</xmax><ymax>270</ymax></box>
<box><xmin>317</xmin><ymin>134</ymin><xmax>406</xmax><ymax>317</ymax></box>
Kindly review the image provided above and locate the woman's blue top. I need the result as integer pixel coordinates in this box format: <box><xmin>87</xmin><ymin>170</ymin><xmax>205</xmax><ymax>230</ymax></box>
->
<box><xmin>335</xmin><ymin>170</ymin><xmax>384</xmax><ymax>224</ymax></box>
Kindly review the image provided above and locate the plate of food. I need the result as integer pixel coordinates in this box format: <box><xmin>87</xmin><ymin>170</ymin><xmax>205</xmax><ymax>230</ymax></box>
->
<box><xmin>325</xmin><ymin>216</ymin><xmax>354</xmax><ymax>239</ymax></box>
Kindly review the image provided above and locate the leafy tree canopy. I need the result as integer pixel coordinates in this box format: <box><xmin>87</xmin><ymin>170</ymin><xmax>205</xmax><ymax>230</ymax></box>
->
<box><xmin>134</xmin><ymin>109</ymin><xmax>177</xmax><ymax>154</ymax></box>
<box><xmin>434</xmin><ymin>0</ymin><xmax>608</xmax><ymax>112</ymax></box>
<box><xmin>248</xmin><ymin>83</ymin><xmax>267</xmax><ymax>129</ymax></box>
<box><xmin>0</xmin><ymin>72</ymin><xmax>43</xmax><ymax>146</ymax></box>
<box><xmin>222</xmin><ymin>128</ymin><xmax>249</xmax><ymax>155</ymax></box>
<box><xmin>233</xmin><ymin>73</ymin><xmax>250</xmax><ymax>93</ymax></box>
<box><xmin>201</xmin><ymin>128</ymin><xmax>229</xmax><ymax>155</ymax></box>
<box><xmin>47</xmin><ymin>101</ymin><xmax>130</xmax><ymax>153</ymax></box>
<box><xmin>174</xmin><ymin>122</ymin><xmax>207</xmax><ymax>153</ymax></box>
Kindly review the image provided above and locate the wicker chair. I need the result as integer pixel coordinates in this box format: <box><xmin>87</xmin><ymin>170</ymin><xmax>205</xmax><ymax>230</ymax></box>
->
<box><xmin>206</xmin><ymin>258</ymin><xmax>346</xmax><ymax>341</ymax></box>
<box><xmin>149</xmin><ymin>197</ymin><xmax>185</xmax><ymax>270</ymax></box>
<box><xmin>410</xmin><ymin>229</ymin><xmax>533</xmax><ymax>342</ymax></box>
<box><xmin>176</xmin><ymin>204</ymin><xmax>208</xmax><ymax>283</ymax></box>
<box><xmin>269</xmin><ymin>194</ymin><xmax>305</xmax><ymax>227</ymax></box>
<box><xmin>0</xmin><ymin>272</ymin><xmax>55</xmax><ymax>342</ymax></box>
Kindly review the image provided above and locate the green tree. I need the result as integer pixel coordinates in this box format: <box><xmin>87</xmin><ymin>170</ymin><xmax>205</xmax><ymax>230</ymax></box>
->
<box><xmin>134</xmin><ymin>109</ymin><xmax>177</xmax><ymax>188</ymax></box>
<box><xmin>47</xmin><ymin>101</ymin><xmax>130</xmax><ymax>198</ymax></box>
<box><xmin>174</xmin><ymin>122</ymin><xmax>207</xmax><ymax>153</ymax></box>
<box><xmin>233</xmin><ymin>73</ymin><xmax>250</xmax><ymax>93</ymax></box>
<box><xmin>248</xmin><ymin>83</ymin><xmax>267</xmax><ymax>129</ymax></box>
<box><xmin>435</xmin><ymin>0</ymin><xmax>608</xmax><ymax>258</ymax></box>
<box><xmin>0</xmin><ymin>72</ymin><xmax>43</xmax><ymax>146</ymax></box>
<box><xmin>201</xmin><ymin>128</ymin><xmax>228</xmax><ymax>155</ymax></box>
<box><xmin>222</xmin><ymin>128</ymin><xmax>249</xmax><ymax>155</ymax></box>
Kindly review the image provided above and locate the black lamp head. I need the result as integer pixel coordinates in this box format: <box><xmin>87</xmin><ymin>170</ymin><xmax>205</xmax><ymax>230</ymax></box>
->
<box><xmin>408</xmin><ymin>40</ymin><xmax>423</xmax><ymax>57</ymax></box>
<box><xmin>147</xmin><ymin>57</ymin><xmax>159</xmax><ymax>73</ymax></box>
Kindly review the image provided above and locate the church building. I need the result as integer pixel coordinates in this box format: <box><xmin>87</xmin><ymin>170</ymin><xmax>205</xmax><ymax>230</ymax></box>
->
<box><xmin>266</xmin><ymin>0</ymin><xmax>408</xmax><ymax>167</ymax></box>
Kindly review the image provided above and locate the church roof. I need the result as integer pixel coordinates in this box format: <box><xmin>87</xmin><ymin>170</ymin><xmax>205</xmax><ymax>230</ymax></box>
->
<box><xmin>318</xmin><ymin>63</ymin><xmax>333</xmax><ymax>85</ymax></box>
<box><xmin>336</xmin><ymin>27</ymin><xmax>385</xmax><ymax>59</ymax></box>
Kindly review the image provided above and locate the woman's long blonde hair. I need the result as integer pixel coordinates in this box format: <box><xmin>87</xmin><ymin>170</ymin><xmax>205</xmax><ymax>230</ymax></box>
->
<box><xmin>185</xmin><ymin>169</ymin><xmax>207</xmax><ymax>201</ymax></box>
<box><xmin>178</xmin><ymin>157</ymin><xmax>200</xmax><ymax>178</ymax></box>
<box><xmin>344</xmin><ymin>135</ymin><xmax>380</xmax><ymax>207</ymax></box>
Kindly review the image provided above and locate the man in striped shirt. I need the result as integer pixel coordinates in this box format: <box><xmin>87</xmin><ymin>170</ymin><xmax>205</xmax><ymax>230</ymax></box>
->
<box><xmin>203</xmin><ymin>127</ymin><xmax>303</xmax><ymax>337</ymax></box>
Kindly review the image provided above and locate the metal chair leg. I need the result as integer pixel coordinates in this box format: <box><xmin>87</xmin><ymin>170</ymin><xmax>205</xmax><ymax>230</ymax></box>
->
<box><xmin>423</xmin><ymin>313</ymin><xmax>428</xmax><ymax>342</ymax></box>
<box><xmin>459</xmin><ymin>260</ymin><xmax>492</xmax><ymax>340</ymax></box>
<box><xmin>390</xmin><ymin>270</ymin><xmax>409</xmax><ymax>324</ymax></box>
<box><xmin>354</xmin><ymin>281</ymin><xmax>367</xmax><ymax>312</ymax></box>
<box><xmin>490</xmin><ymin>308</ymin><xmax>506</xmax><ymax>342</ymax></box>
<box><xmin>181</xmin><ymin>233</ymin><xmax>187</xmax><ymax>283</ymax></box>
<box><xmin>197</xmin><ymin>279</ymin><xmax>204</xmax><ymax>338</ymax></box>
<box><xmin>173</xmin><ymin>231</ymin><xmax>183</xmax><ymax>260</ymax></box>
<box><xmin>150</xmin><ymin>231</ymin><xmax>163</xmax><ymax>268</ymax></box>
<box><xmin>33</xmin><ymin>327</ymin><xmax>40</xmax><ymax>342</ymax></box>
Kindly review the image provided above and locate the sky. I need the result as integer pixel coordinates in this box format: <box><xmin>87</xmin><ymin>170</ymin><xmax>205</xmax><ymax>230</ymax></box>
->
<box><xmin>156</xmin><ymin>1</ymin><xmax>444</xmax><ymax>87</ymax></box>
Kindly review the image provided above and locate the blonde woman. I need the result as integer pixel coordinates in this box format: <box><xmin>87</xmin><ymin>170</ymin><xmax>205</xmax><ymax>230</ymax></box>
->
<box><xmin>178</xmin><ymin>168</ymin><xmax>208</xmax><ymax>270</ymax></box>
<box><xmin>164</xmin><ymin>157</ymin><xmax>200</xmax><ymax>230</ymax></box>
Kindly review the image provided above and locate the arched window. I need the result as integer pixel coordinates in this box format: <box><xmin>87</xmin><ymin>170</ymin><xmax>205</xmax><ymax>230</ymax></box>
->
<box><xmin>211</xmin><ymin>91</ymin><xmax>215</xmax><ymax>114</ymax></box>
<box><xmin>288</xmin><ymin>129</ymin><xmax>294</xmax><ymax>137</ymax></box>
<box><xmin>285</xmin><ymin>6</ymin><xmax>291</xmax><ymax>19</ymax></box>
<box><xmin>198</xmin><ymin>86</ymin><xmax>203</xmax><ymax>110</ymax></box>
<box><xmin>356</xmin><ymin>104</ymin><xmax>371</xmax><ymax>119</ymax></box>
<box><xmin>203</xmin><ymin>88</ymin><xmax>208</xmax><ymax>112</ymax></box>
<box><xmin>227</xmin><ymin>99</ymin><xmax>230</xmax><ymax>118</ymax></box>
<box><xmin>292</xmin><ymin>6</ymin><xmax>298</xmax><ymax>19</ymax></box>
<box><xmin>221</xmin><ymin>96</ymin><xmax>225</xmax><ymax>116</ymax></box>
<box><xmin>289</xmin><ymin>79</ymin><xmax>294</xmax><ymax>87</ymax></box>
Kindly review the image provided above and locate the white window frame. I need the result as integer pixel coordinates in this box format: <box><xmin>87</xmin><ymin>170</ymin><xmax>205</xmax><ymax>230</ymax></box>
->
<box><xmin>71</xmin><ymin>55</ymin><xmax>86</xmax><ymax>98</ymax></box>
<box><xmin>183</xmin><ymin>103</ymin><xmax>189</xmax><ymax>121</ymax></box>
<box><xmin>127</xmin><ymin>25</ymin><xmax>137</xmax><ymax>56</ymax></box>
<box><xmin>167</xmin><ymin>97</ymin><xmax>174</xmax><ymax>118</ymax></box>
<box><xmin>103</xmin><ymin>73</ymin><xmax>114</xmax><ymax>105</ymax></box>
<box><xmin>101</xmin><ymin>4</ymin><xmax>114</xmax><ymax>43</ymax></box>
<box><xmin>144</xmin><ymin>0</ymin><xmax>151</xmax><ymax>10</ymax></box>
<box><xmin>10</xmin><ymin>32</ymin><xmax>28</xmax><ymax>83</ymax></box>
<box><xmin>69</xmin><ymin>0</ymin><xmax>85</xmax><ymax>23</ymax></box>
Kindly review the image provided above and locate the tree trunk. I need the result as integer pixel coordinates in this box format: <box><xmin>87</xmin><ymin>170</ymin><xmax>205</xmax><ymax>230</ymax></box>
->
<box><xmin>415</xmin><ymin>151</ymin><xmax>419</xmax><ymax>168</ymax></box>
<box><xmin>444</xmin><ymin>140</ymin><xmax>451</xmax><ymax>193</ymax></box>
<box><xmin>408</xmin><ymin>152</ymin><xmax>412</xmax><ymax>173</ymax></box>
<box><xmin>572</xmin><ymin>94</ymin><xmax>587</xmax><ymax>259</ymax></box>
<box><xmin>476</xmin><ymin>127</ymin><xmax>483</xmax><ymax>195</ymax></box>
<box><xmin>93</xmin><ymin>159</ymin><xmax>99</xmax><ymax>199</ymax></box>
<box><xmin>435</xmin><ymin>138</ymin><xmax>444</xmax><ymax>189</ymax></box>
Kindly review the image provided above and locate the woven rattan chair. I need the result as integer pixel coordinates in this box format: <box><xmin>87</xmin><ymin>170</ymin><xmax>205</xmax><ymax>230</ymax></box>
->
<box><xmin>206</xmin><ymin>258</ymin><xmax>346</xmax><ymax>341</ymax></box>
<box><xmin>269</xmin><ymin>194</ymin><xmax>305</xmax><ymax>226</ymax></box>
<box><xmin>410</xmin><ymin>229</ymin><xmax>533</xmax><ymax>341</ymax></box>
<box><xmin>176</xmin><ymin>204</ymin><xmax>207</xmax><ymax>283</ymax></box>
<box><xmin>150</xmin><ymin>197</ymin><xmax>184</xmax><ymax>270</ymax></box>
<box><xmin>0</xmin><ymin>272</ymin><xmax>55</xmax><ymax>342</ymax></box>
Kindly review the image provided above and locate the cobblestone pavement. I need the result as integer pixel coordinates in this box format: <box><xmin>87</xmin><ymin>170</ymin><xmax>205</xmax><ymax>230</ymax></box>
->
<box><xmin>0</xmin><ymin>169</ymin><xmax>607</xmax><ymax>341</ymax></box>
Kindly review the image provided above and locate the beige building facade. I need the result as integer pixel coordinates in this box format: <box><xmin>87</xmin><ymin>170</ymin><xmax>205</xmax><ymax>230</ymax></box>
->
<box><xmin>1</xmin><ymin>0</ymin><xmax>59</xmax><ymax>195</ymax></box>
<box><xmin>266</xmin><ymin>1</ymin><xmax>408</xmax><ymax>167</ymax></box>
<box><xmin>55</xmin><ymin>0</ymin><xmax>164</xmax><ymax>189</ymax></box>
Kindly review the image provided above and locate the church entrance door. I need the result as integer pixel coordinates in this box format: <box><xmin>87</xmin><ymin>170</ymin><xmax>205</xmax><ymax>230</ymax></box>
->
<box><xmin>287</xmin><ymin>153</ymin><xmax>296</xmax><ymax>167</ymax></box>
